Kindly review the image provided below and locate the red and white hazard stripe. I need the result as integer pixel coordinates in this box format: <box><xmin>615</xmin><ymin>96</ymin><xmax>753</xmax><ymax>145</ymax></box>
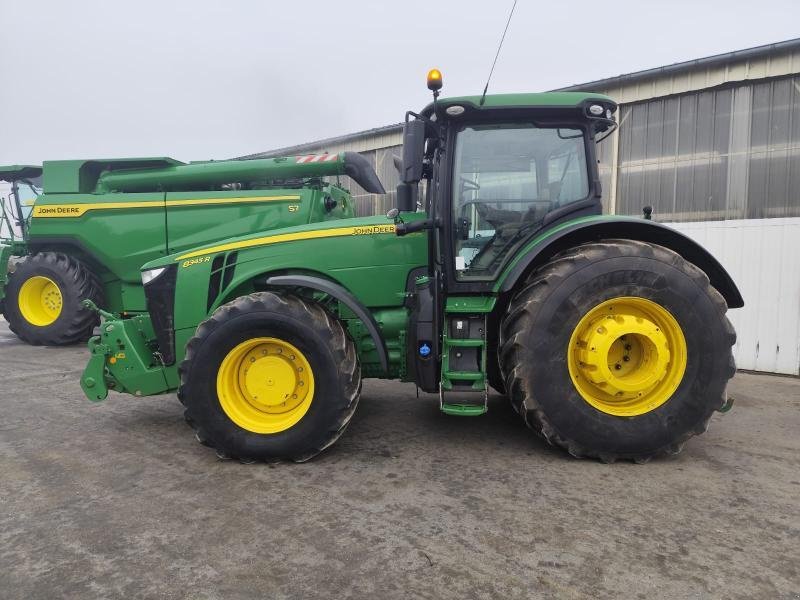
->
<box><xmin>295</xmin><ymin>154</ymin><xmax>339</xmax><ymax>164</ymax></box>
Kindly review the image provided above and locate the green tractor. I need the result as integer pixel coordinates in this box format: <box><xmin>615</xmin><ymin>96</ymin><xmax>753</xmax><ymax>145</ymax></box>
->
<box><xmin>0</xmin><ymin>153</ymin><xmax>384</xmax><ymax>345</ymax></box>
<box><xmin>81</xmin><ymin>71</ymin><xmax>742</xmax><ymax>463</ymax></box>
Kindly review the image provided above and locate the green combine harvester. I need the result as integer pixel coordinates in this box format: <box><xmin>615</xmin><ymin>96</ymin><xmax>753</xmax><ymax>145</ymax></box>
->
<box><xmin>0</xmin><ymin>154</ymin><xmax>384</xmax><ymax>345</ymax></box>
<box><xmin>80</xmin><ymin>71</ymin><xmax>742</xmax><ymax>463</ymax></box>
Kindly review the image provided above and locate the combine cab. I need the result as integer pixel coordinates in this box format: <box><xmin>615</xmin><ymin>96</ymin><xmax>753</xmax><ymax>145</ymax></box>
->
<box><xmin>0</xmin><ymin>165</ymin><xmax>42</xmax><ymax>316</ymax></box>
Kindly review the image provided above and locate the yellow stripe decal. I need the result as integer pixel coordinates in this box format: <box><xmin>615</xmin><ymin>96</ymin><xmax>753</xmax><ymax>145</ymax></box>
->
<box><xmin>33</xmin><ymin>201</ymin><xmax>159</xmax><ymax>217</ymax></box>
<box><xmin>176</xmin><ymin>224</ymin><xmax>397</xmax><ymax>261</ymax></box>
<box><xmin>31</xmin><ymin>195</ymin><xmax>301</xmax><ymax>218</ymax></box>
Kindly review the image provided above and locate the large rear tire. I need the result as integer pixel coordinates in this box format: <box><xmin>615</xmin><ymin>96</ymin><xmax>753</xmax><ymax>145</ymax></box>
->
<box><xmin>179</xmin><ymin>292</ymin><xmax>361</xmax><ymax>462</ymax></box>
<box><xmin>499</xmin><ymin>239</ymin><xmax>736</xmax><ymax>462</ymax></box>
<box><xmin>3</xmin><ymin>252</ymin><xmax>103</xmax><ymax>346</ymax></box>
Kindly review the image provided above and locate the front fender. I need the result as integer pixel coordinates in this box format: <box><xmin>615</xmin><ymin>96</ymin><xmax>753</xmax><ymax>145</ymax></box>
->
<box><xmin>266</xmin><ymin>274</ymin><xmax>389</xmax><ymax>374</ymax></box>
<box><xmin>495</xmin><ymin>216</ymin><xmax>743</xmax><ymax>308</ymax></box>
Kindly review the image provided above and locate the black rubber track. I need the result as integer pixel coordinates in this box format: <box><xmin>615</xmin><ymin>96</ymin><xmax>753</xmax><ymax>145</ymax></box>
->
<box><xmin>3</xmin><ymin>252</ymin><xmax>104</xmax><ymax>346</ymax></box>
<box><xmin>178</xmin><ymin>291</ymin><xmax>362</xmax><ymax>463</ymax></box>
<box><xmin>499</xmin><ymin>239</ymin><xmax>737</xmax><ymax>463</ymax></box>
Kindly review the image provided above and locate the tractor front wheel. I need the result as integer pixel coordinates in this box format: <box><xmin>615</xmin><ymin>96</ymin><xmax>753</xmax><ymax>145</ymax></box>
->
<box><xmin>179</xmin><ymin>292</ymin><xmax>361</xmax><ymax>462</ymax></box>
<box><xmin>499</xmin><ymin>239</ymin><xmax>736</xmax><ymax>462</ymax></box>
<box><xmin>3</xmin><ymin>252</ymin><xmax>103</xmax><ymax>345</ymax></box>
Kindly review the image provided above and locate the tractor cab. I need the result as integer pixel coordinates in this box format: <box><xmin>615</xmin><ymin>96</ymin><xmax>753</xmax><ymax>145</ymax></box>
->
<box><xmin>395</xmin><ymin>71</ymin><xmax>616</xmax><ymax>292</ymax></box>
<box><xmin>393</xmin><ymin>72</ymin><xmax>618</xmax><ymax>411</ymax></box>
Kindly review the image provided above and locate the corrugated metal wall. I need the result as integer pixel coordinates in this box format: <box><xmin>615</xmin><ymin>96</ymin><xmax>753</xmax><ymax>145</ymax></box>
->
<box><xmin>612</xmin><ymin>74</ymin><xmax>800</xmax><ymax>221</ymax></box>
<box><xmin>670</xmin><ymin>218</ymin><xmax>800</xmax><ymax>375</ymax></box>
<box><xmin>591</xmin><ymin>43</ymin><xmax>800</xmax><ymax>105</ymax></box>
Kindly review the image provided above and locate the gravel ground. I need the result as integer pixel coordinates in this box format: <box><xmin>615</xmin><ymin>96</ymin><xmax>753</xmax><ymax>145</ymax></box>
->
<box><xmin>1</xmin><ymin>320</ymin><xmax>798</xmax><ymax>599</ymax></box>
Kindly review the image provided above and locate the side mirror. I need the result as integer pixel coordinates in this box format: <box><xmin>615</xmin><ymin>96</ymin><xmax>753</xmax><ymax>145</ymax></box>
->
<box><xmin>401</xmin><ymin>119</ymin><xmax>425</xmax><ymax>183</ymax></box>
<box><xmin>396</xmin><ymin>182</ymin><xmax>416</xmax><ymax>212</ymax></box>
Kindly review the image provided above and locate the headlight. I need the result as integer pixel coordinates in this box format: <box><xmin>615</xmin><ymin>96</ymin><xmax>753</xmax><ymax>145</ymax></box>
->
<box><xmin>141</xmin><ymin>267</ymin><xmax>167</xmax><ymax>285</ymax></box>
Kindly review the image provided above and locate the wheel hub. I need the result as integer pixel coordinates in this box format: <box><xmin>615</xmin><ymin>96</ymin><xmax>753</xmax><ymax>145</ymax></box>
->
<box><xmin>217</xmin><ymin>337</ymin><xmax>314</xmax><ymax>433</ymax></box>
<box><xmin>567</xmin><ymin>297</ymin><xmax>687</xmax><ymax>416</ymax></box>
<box><xmin>18</xmin><ymin>276</ymin><xmax>63</xmax><ymax>327</ymax></box>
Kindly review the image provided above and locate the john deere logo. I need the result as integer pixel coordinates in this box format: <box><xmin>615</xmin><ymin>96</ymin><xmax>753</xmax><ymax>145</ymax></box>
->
<box><xmin>35</xmin><ymin>206</ymin><xmax>81</xmax><ymax>215</ymax></box>
<box><xmin>352</xmin><ymin>225</ymin><xmax>395</xmax><ymax>235</ymax></box>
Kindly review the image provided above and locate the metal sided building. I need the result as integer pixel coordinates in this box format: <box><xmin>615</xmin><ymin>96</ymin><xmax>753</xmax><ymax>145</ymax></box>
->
<box><xmin>244</xmin><ymin>38</ymin><xmax>800</xmax><ymax>375</ymax></box>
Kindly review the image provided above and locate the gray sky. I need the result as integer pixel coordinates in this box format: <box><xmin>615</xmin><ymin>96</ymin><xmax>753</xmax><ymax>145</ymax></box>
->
<box><xmin>1</xmin><ymin>0</ymin><xmax>797</xmax><ymax>165</ymax></box>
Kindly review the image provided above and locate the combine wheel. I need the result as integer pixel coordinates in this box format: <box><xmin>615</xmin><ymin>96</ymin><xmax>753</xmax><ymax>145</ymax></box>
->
<box><xmin>3</xmin><ymin>252</ymin><xmax>103</xmax><ymax>345</ymax></box>
<box><xmin>179</xmin><ymin>292</ymin><xmax>361</xmax><ymax>462</ymax></box>
<box><xmin>499</xmin><ymin>239</ymin><xmax>736</xmax><ymax>462</ymax></box>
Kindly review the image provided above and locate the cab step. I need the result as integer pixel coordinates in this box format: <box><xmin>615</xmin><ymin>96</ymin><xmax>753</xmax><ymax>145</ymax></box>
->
<box><xmin>439</xmin><ymin>305</ymin><xmax>489</xmax><ymax>416</ymax></box>
<box><xmin>441</xmin><ymin>402</ymin><xmax>487</xmax><ymax>416</ymax></box>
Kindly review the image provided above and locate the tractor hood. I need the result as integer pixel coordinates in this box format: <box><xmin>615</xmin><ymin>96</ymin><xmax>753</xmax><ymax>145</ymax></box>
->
<box><xmin>140</xmin><ymin>215</ymin><xmax>401</xmax><ymax>272</ymax></box>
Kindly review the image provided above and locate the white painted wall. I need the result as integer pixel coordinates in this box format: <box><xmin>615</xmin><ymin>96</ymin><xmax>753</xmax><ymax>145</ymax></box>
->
<box><xmin>669</xmin><ymin>218</ymin><xmax>800</xmax><ymax>375</ymax></box>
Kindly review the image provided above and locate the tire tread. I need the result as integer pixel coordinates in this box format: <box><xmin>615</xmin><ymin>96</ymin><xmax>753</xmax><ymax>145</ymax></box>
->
<box><xmin>499</xmin><ymin>239</ymin><xmax>737</xmax><ymax>462</ymax></box>
<box><xmin>178</xmin><ymin>291</ymin><xmax>361</xmax><ymax>462</ymax></box>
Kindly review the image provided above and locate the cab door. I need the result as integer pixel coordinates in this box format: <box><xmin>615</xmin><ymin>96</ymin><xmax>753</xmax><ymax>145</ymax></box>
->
<box><xmin>442</xmin><ymin>122</ymin><xmax>596</xmax><ymax>293</ymax></box>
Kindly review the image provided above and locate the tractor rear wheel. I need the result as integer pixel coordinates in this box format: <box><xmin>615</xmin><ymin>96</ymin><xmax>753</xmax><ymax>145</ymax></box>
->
<box><xmin>3</xmin><ymin>252</ymin><xmax>103</xmax><ymax>346</ymax></box>
<box><xmin>179</xmin><ymin>291</ymin><xmax>361</xmax><ymax>462</ymax></box>
<box><xmin>499</xmin><ymin>239</ymin><xmax>736</xmax><ymax>462</ymax></box>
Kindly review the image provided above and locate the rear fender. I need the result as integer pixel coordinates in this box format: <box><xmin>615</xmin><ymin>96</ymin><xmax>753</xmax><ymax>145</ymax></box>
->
<box><xmin>496</xmin><ymin>217</ymin><xmax>743</xmax><ymax>308</ymax></box>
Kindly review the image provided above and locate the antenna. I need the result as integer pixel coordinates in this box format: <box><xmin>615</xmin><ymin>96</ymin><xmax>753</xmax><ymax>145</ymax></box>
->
<box><xmin>479</xmin><ymin>0</ymin><xmax>518</xmax><ymax>106</ymax></box>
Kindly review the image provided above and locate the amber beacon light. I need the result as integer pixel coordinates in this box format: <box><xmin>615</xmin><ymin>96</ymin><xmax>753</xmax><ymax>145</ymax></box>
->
<box><xmin>426</xmin><ymin>69</ymin><xmax>443</xmax><ymax>92</ymax></box>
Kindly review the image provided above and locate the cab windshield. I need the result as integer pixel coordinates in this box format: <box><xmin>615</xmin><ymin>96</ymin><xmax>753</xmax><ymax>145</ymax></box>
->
<box><xmin>452</xmin><ymin>123</ymin><xmax>588</xmax><ymax>280</ymax></box>
<box><xmin>1</xmin><ymin>180</ymin><xmax>40</xmax><ymax>238</ymax></box>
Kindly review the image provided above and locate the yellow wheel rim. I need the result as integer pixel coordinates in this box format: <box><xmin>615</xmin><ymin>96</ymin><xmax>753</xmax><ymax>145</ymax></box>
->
<box><xmin>18</xmin><ymin>275</ymin><xmax>63</xmax><ymax>326</ymax></box>
<box><xmin>567</xmin><ymin>297</ymin><xmax>687</xmax><ymax>417</ymax></box>
<box><xmin>216</xmin><ymin>337</ymin><xmax>314</xmax><ymax>434</ymax></box>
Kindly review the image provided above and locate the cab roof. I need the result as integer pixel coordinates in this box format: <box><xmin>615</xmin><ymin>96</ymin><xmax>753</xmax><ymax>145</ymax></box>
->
<box><xmin>0</xmin><ymin>165</ymin><xmax>43</xmax><ymax>182</ymax></box>
<box><xmin>422</xmin><ymin>91</ymin><xmax>616</xmax><ymax>117</ymax></box>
